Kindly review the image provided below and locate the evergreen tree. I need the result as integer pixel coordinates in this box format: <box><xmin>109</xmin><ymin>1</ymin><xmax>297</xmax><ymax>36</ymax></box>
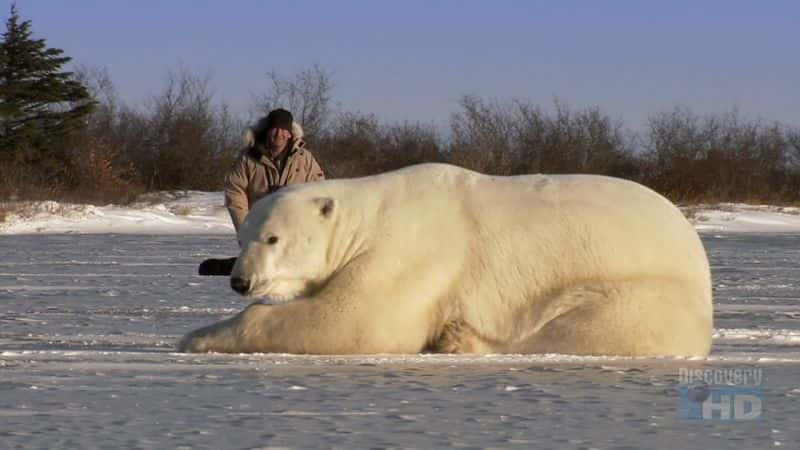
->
<box><xmin>0</xmin><ymin>3</ymin><xmax>94</xmax><ymax>170</ymax></box>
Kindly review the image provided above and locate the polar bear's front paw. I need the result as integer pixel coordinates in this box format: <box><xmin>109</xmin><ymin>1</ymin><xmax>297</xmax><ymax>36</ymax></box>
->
<box><xmin>177</xmin><ymin>331</ymin><xmax>212</xmax><ymax>353</ymax></box>
<box><xmin>177</xmin><ymin>323</ymin><xmax>236</xmax><ymax>353</ymax></box>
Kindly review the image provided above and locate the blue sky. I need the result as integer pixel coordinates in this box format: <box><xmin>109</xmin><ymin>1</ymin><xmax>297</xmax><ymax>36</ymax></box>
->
<box><xmin>4</xmin><ymin>1</ymin><xmax>798</xmax><ymax>130</ymax></box>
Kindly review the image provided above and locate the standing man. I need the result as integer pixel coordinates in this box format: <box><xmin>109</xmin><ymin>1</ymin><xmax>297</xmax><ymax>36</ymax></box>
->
<box><xmin>199</xmin><ymin>108</ymin><xmax>324</xmax><ymax>276</ymax></box>
<box><xmin>225</xmin><ymin>108</ymin><xmax>325</xmax><ymax>234</ymax></box>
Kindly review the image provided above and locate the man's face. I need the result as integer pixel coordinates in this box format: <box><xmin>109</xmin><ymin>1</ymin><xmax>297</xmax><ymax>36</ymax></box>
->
<box><xmin>268</xmin><ymin>127</ymin><xmax>292</xmax><ymax>150</ymax></box>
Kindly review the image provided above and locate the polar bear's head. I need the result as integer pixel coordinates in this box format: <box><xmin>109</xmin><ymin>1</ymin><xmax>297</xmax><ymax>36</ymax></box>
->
<box><xmin>231</xmin><ymin>191</ymin><xmax>337</xmax><ymax>302</ymax></box>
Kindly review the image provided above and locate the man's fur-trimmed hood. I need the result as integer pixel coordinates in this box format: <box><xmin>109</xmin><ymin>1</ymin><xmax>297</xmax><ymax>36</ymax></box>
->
<box><xmin>244</xmin><ymin>122</ymin><xmax>305</xmax><ymax>149</ymax></box>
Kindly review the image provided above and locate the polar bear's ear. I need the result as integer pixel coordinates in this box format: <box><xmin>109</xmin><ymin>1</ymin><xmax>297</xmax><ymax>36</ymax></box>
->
<box><xmin>313</xmin><ymin>197</ymin><xmax>335</xmax><ymax>218</ymax></box>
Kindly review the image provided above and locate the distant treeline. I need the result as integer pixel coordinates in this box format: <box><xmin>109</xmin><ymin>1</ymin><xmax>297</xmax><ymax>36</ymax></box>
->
<box><xmin>2</xmin><ymin>6</ymin><xmax>799</xmax><ymax>205</ymax></box>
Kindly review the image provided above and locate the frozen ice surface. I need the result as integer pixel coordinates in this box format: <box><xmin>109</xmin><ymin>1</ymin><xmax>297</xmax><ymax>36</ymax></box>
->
<box><xmin>1</xmin><ymin>233</ymin><xmax>799</xmax><ymax>449</ymax></box>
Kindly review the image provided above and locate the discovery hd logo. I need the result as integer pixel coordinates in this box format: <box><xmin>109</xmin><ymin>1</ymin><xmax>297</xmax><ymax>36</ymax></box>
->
<box><xmin>678</xmin><ymin>368</ymin><xmax>763</xmax><ymax>421</ymax></box>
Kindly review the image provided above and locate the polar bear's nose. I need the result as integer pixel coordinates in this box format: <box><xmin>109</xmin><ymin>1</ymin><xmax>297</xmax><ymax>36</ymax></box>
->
<box><xmin>230</xmin><ymin>276</ymin><xmax>251</xmax><ymax>295</ymax></box>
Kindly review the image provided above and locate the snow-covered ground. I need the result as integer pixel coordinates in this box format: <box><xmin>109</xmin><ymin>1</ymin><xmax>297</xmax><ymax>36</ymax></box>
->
<box><xmin>2</xmin><ymin>191</ymin><xmax>800</xmax><ymax>234</ymax></box>
<box><xmin>688</xmin><ymin>203</ymin><xmax>800</xmax><ymax>233</ymax></box>
<box><xmin>0</xmin><ymin>191</ymin><xmax>233</xmax><ymax>235</ymax></box>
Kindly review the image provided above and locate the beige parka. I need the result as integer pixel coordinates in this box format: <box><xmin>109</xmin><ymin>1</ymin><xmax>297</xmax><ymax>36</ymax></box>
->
<box><xmin>224</xmin><ymin>122</ymin><xmax>325</xmax><ymax>232</ymax></box>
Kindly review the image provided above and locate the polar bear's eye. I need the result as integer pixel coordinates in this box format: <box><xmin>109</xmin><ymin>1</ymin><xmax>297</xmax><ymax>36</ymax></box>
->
<box><xmin>267</xmin><ymin>236</ymin><xmax>279</xmax><ymax>245</ymax></box>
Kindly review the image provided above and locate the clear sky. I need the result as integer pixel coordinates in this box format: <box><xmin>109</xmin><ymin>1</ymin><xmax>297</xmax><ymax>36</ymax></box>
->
<box><xmin>4</xmin><ymin>0</ymin><xmax>798</xmax><ymax>130</ymax></box>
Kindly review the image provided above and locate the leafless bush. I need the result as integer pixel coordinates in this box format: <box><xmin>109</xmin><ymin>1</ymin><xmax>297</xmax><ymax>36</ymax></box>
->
<box><xmin>447</xmin><ymin>96</ymin><xmax>634</xmax><ymax>177</ymax></box>
<box><xmin>7</xmin><ymin>61</ymin><xmax>800</xmax><ymax>206</ymax></box>
<box><xmin>59</xmin><ymin>64</ymin><xmax>243</xmax><ymax>200</ymax></box>
<box><xmin>787</xmin><ymin>127</ymin><xmax>800</xmax><ymax>169</ymax></box>
<box><xmin>0</xmin><ymin>162</ymin><xmax>64</xmax><ymax>202</ymax></box>
<box><xmin>448</xmin><ymin>96</ymin><xmax>517</xmax><ymax>174</ymax></box>
<box><xmin>314</xmin><ymin>111</ymin><xmax>381</xmax><ymax>178</ymax></box>
<box><xmin>0</xmin><ymin>203</ymin><xmax>10</xmax><ymax>223</ymax></box>
<box><xmin>642</xmin><ymin>108</ymin><xmax>792</xmax><ymax>202</ymax></box>
<box><xmin>313</xmin><ymin>112</ymin><xmax>445</xmax><ymax>178</ymax></box>
<box><xmin>518</xmin><ymin>100</ymin><xmax>634</xmax><ymax>176</ymax></box>
<box><xmin>252</xmin><ymin>64</ymin><xmax>334</xmax><ymax>142</ymax></box>
<box><xmin>377</xmin><ymin>121</ymin><xmax>444</xmax><ymax>171</ymax></box>
<box><xmin>126</xmin><ymin>65</ymin><xmax>242</xmax><ymax>191</ymax></box>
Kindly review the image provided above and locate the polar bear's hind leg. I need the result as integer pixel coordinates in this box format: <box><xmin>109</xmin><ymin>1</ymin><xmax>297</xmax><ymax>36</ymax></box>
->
<box><xmin>513</xmin><ymin>279</ymin><xmax>712</xmax><ymax>357</ymax></box>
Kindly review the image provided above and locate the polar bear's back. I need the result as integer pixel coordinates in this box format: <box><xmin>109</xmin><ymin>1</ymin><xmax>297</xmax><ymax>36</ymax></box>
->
<box><xmin>284</xmin><ymin>162</ymin><xmax>708</xmax><ymax>299</ymax></box>
<box><xmin>453</xmin><ymin>167</ymin><xmax>707</xmax><ymax>283</ymax></box>
<box><xmin>329</xmin><ymin>163</ymin><xmax>709</xmax><ymax>289</ymax></box>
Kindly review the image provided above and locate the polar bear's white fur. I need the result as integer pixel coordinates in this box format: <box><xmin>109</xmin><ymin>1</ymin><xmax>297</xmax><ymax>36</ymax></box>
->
<box><xmin>179</xmin><ymin>163</ymin><xmax>713</xmax><ymax>356</ymax></box>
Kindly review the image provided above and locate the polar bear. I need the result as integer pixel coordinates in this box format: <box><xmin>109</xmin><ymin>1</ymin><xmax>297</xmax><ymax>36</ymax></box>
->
<box><xmin>179</xmin><ymin>163</ymin><xmax>713</xmax><ymax>356</ymax></box>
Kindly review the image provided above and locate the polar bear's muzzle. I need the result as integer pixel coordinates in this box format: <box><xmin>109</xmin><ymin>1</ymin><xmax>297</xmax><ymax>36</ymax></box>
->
<box><xmin>230</xmin><ymin>276</ymin><xmax>251</xmax><ymax>295</ymax></box>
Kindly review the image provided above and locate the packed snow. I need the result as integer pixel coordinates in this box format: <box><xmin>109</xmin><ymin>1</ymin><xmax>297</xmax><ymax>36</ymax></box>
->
<box><xmin>2</xmin><ymin>191</ymin><xmax>800</xmax><ymax>234</ymax></box>
<box><xmin>0</xmin><ymin>191</ymin><xmax>233</xmax><ymax>235</ymax></box>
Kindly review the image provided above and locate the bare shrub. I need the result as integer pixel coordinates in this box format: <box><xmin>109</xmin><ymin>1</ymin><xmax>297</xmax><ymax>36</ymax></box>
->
<box><xmin>642</xmin><ymin>108</ymin><xmax>792</xmax><ymax>202</ymax></box>
<box><xmin>252</xmin><ymin>64</ymin><xmax>334</xmax><ymax>142</ymax></box>
<box><xmin>0</xmin><ymin>203</ymin><xmax>11</xmax><ymax>223</ymax></box>
<box><xmin>6</xmin><ymin>59</ymin><xmax>800</xmax><ymax>207</ymax></box>
<box><xmin>68</xmin><ymin>141</ymin><xmax>142</xmax><ymax>204</ymax></box>
<box><xmin>448</xmin><ymin>96</ymin><xmax>517</xmax><ymax>174</ymax></box>
<box><xmin>315</xmin><ymin>111</ymin><xmax>382</xmax><ymax>178</ymax></box>
<box><xmin>377</xmin><ymin>121</ymin><xmax>444</xmax><ymax>171</ymax></box>
<box><xmin>787</xmin><ymin>127</ymin><xmax>800</xmax><ymax>167</ymax></box>
<box><xmin>127</xmin><ymin>65</ymin><xmax>242</xmax><ymax>191</ymax></box>
<box><xmin>314</xmin><ymin>111</ymin><xmax>445</xmax><ymax>178</ymax></box>
<box><xmin>447</xmin><ymin>96</ymin><xmax>633</xmax><ymax>177</ymax></box>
